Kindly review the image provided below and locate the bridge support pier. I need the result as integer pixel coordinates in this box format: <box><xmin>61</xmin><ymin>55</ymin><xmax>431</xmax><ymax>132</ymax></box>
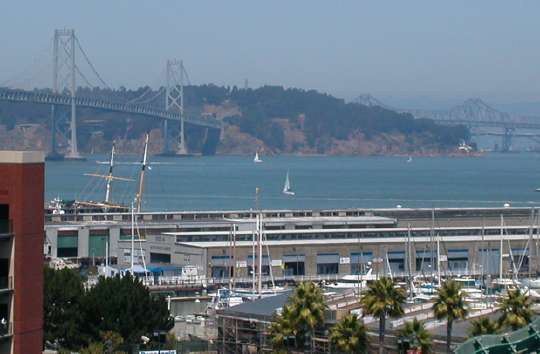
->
<box><xmin>46</xmin><ymin>104</ymin><xmax>65</xmax><ymax>161</ymax></box>
<box><xmin>161</xmin><ymin>120</ymin><xmax>173</xmax><ymax>155</ymax></box>
<box><xmin>176</xmin><ymin>117</ymin><xmax>188</xmax><ymax>155</ymax></box>
<box><xmin>64</xmin><ymin>96</ymin><xmax>84</xmax><ymax>160</ymax></box>
<box><xmin>501</xmin><ymin>128</ymin><xmax>514</xmax><ymax>153</ymax></box>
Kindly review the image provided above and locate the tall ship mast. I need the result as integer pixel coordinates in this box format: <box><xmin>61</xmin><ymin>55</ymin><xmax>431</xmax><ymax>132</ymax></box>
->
<box><xmin>136</xmin><ymin>133</ymin><xmax>150</xmax><ymax>213</ymax></box>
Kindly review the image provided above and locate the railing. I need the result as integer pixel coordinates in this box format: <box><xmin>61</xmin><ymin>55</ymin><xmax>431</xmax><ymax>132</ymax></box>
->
<box><xmin>0</xmin><ymin>321</ymin><xmax>12</xmax><ymax>338</ymax></box>
<box><xmin>0</xmin><ymin>276</ymin><xmax>13</xmax><ymax>291</ymax></box>
<box><xmin>143</xmin><ymin>274</ymin><xmax>344</xmax><ymax>289</ymax></box>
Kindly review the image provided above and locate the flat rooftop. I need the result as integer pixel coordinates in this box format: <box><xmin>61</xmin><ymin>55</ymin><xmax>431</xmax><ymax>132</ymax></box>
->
<box><xmin>176</xmin><ymin>233</ymin><xmax>530</xmax><ymax>249</ymax></box>
<box><xmin>0</xmin><ymin>150</ymin><xmax>44</xmax><ymax>164</ymax></box>
<box><xmin>230</xmin><ymin>215</ymin><xmax>396</xmax><ymax>224</ymax></box>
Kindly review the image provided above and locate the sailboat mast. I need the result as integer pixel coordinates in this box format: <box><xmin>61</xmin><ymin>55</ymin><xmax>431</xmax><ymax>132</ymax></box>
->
<box><xmin>232</xmin><ymin>224</ymin><xmax>236</xmax><ymax>291</ymax></box>
<box><xmin>136</xmin><ymin>134</ymin><xmax>149</xmax><ymax>213</ymax></box>
<box><xmin>407</xmin><ymin>224</ymin><xmax>413</xmax><ymax>301</ymax></box>
<box><xmin>131</xmin><ymin>201</ymin><xmax>135</xmax><ymax>273</ymax></box>
<box><xmin>257</xmin><ymin>188</ymin><xmax>263</xmax><ymax>298</ymax></box>
<box><xmin>105</xmin><ymin>143</ymin><xmax>115</xmax><ymax>204</ymax></box>
<box><xmin>436</xmin><ymin>232</ymin><xmax>441</xmax><ymax>287</ymax></box>
<box><xmin>430</xmin><ymin>209</ymin><xmax>435</xmax><ymax>280</ymax></box>
<box><xmin>500</xmin><ymin>214</ymin><xmax>504</xmax><ymax>280</ymax></box>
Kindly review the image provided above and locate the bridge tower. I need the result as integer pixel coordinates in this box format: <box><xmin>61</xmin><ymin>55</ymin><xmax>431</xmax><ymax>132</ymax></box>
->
<box><xmin>162</xmin><ymin>59</ymin><xmax>188</xmax><ymax>156</ymax></box>
<box><xmin>51</xmin><ymin>29</ymin><xmax>83</xmax><ymax>160</ymax></box>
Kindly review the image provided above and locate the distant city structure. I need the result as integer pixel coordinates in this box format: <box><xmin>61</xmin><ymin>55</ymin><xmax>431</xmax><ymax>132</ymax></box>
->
<box><xmin>0</xmin><ymin>151</ymin><xmax>44</xmax><ymax>354</ymax></box>
<box><xmin>353</xmin><ymin>94</ymin><xmax>540</xmax><ymax>152</ymax></box>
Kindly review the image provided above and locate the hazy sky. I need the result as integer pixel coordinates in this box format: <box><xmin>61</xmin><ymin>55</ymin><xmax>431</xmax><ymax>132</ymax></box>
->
<box><xmin>2</xmin><ymin>1</ymin><xmax>540</xmax><ymax>108</ymax></box>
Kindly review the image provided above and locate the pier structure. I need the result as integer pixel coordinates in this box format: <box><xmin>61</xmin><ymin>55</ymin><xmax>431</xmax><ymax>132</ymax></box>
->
<box><xmin>44</xmin><ymin>207</ymin><xmax>540</xmax><ymax>286</ymax></box>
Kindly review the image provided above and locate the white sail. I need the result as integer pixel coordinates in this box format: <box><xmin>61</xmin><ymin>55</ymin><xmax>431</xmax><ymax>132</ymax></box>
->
<box><xmin>282</xmin><ymin>171</ymin><xmax>295</xmax><ymax>195</ymax></box>
<box><xmin>253</xmin><ymin>151</ymin><xmax>262</xmax><ymax>163</ymax></box>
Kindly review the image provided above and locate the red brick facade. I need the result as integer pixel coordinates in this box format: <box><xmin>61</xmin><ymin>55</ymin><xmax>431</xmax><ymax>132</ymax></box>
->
<box><xmin>0</xmin><ymin>156</ymin><xmax>44</xmax><ymax>354</ymax></box>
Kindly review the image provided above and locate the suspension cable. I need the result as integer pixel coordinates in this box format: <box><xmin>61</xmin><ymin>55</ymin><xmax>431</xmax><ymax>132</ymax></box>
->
<box><xmin>75</xmin><ymin>37</ymin><xmax>111</xmax><ymax>89</ymax></box>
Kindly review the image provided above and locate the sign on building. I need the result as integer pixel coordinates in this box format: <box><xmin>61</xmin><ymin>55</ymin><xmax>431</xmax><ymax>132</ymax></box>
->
<box><xmin>339</xmin><ymin>257</ymin><xmax>350</xmax><ymax>264</ymax></box>
<box><xmin>236</xmin><ymin>260</ymin><xmax>247</xmax><ymax>268</ymax></box>
<box><xmin>271</xmin><ymin>259</ymin><xmax>283</xmax><ymax>267</ymax></box>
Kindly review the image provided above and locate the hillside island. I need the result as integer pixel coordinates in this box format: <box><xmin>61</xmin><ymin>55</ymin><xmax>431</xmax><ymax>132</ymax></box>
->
<box><xmin>0</xmin><ymin>85</ymin><xmax>470</xmax><ymax>156</ymax></box>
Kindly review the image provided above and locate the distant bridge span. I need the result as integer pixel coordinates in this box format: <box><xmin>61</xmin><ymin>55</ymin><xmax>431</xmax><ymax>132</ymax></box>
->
<box><xmin>0</xmin><ymin>88</ymin><xmax>222</xmax><ymax>129</ymax></box>
<box><xmin>432</xmin><ymin>118</ymin><xmax>540</xmax><ymax>131</ymax></box>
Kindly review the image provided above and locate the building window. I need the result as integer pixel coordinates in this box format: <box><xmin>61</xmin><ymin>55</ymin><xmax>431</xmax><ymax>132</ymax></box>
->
<box><xmin>317</xmin><ymin>253</ymin><xmax>339</xmax><ymax>275</ymax></box>
<box><xmin>57</xmin><ymin>235</ymin><xmax>78</xmax><ymax>258</ymax></box>
<box><xmin>478</xmin><ymin>249</ymin><xmax>499</xmax><ymax>275</ymax></box>
<box><xmin>89</xmin><ymin>234</ymin><xmax>108</xmax><ymax>258</ymax></box>
<box><xmin>387</xmin><ymin>251</ymin><xmax>405</xmax><ymax>274</ymax></box>
<box><xmin>247</xmin><ymin>255</ymin><xmax>271</xmax><ymax>276</ymax></box>
<box><xmin>447</xmin><ymin>249</ymin><xmax>469</xmax><ymax>273</ymax></box>
<box><xmin>283</xmin><ymin>255</ymin><xmax>305</xmax><ymax>276</ymax></box>
<box><xmin>211</xmin><ymin>266</ymin><xmax>233</xmax><ymax>278</ymax></box>
<box><xmin>150</xmin><ymin>253</ymin><xmax>171</xmax><ymax>264</ymax></box>
<box><xmin>350</xmin><ymin>252</ymin><xmax>373</xmax><ymax>275</ymax></box>
<box><xmin>415</xmin><ymin>251</ymin><xmax>437</xmax><ymax>272</ymax></box>
<box><xmin>0</xmin><ymin>259</ymin><xmax>8</xmax><ymax>290</ymax></box>
<box><xmin>511</xmin><ymin>248</ymin><xmax>529</xmax><ymax>274</ymax></box>
<box><xmin>0</xmin><ymin>204</ymin><xmax>8</xmax><ymax>234</ymax></box>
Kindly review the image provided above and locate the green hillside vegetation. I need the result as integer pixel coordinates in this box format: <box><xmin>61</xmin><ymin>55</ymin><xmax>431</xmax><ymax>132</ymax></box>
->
<box><xmin>0</xmin><ymin>85</ymin><xmax>469</xmax><ymax>154</ymax></box>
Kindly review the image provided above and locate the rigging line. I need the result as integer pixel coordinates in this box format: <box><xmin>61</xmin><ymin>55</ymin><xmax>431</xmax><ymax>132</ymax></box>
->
<box><xmin>75</xmin><ymin>37</ymin><xmax>111</xmax><ymax>89</ymax></box>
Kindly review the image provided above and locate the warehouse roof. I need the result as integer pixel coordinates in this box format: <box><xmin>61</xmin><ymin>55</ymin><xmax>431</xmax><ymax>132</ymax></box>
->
<box><xmin>218</xmin><ymin>291</ymin><xmax>292</xmax><ymax>322</ymax></box>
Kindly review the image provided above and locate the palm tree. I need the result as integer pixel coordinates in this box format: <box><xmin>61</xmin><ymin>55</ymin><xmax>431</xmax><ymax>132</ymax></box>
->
<box><xmin>269</xmin><ymin>282</ymin><xmax>326</xmax><ymax>352</ymax></box>
<box><xmin>269</xmin><ymin>304</ymin><xmax>297</xmax><ymax>353</ymax></box>
<box><xmin>433</xmin><ymin>280</ymin><xmax>468</xmax><ymax>353</ymax></box>
<box><xmin>330</xmin><ymin>313</ymin><xmax>367</xmax><ymax>353</ymax></box>
<box><xmin>499</xmin><ymin>288</ymin><xmax>533</xmax><ymax>331</ymax></box>
<box><xmin>398</xmin><ymin>318</ymin><xmax>432</xmax><ymax>353</ymax></box>
<box><xmin>468</xmin><ymin>317</ymin><xmax>499</xmax><ymax>336</ymax></box>
<box><xmin>361</xmin><ymin>277</ymin><xmax>405</xmax><ymax>354</ymax></box>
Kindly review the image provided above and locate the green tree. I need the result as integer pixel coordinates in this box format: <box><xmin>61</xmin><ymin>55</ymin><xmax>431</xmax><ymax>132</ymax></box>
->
<box><xmin>83</xmin><ymin>274</ymin><xmax>174</xmax><ymax>349</ymax></box>
<box><xmin>80</xmin><ymin>331</ymin><xmax>126</xmax><ymax>354</ymax></box>
<box><xmin>499</xmin><ymin>288</ymin><xmax>533</xmax><ymax>331</ymax></box>
<box><xmin>398</xmin><ymin>318</ymin><xmax>432</xmax><ymax>353</ymax></box>
<box><xmin>44</xmin><ymin>267</ymin><xmax>85</xmax><ymax>349</ymax></box>
<box><xmin>330</xmin><ymin>313</ymin><xmax>367</xmax><ymax>353</ymax></box>
<box><xmin>433</xmin><ymin>280</ymin><xmax>468</xmax><ymax>353</ymax></box>
<box><xmin>468</xmin><ymin>317</ymin><xmax>499</xmax><ymax>336</ymax></box>
<box><xmin>361</xmin><ymin>277</ymin><xmax>405</xmax><ymax>354</ymax></box>
<box><xmin>269</xmin><ymin>282</ymin><xmax>326</xmax><ymax>352</ymax></box>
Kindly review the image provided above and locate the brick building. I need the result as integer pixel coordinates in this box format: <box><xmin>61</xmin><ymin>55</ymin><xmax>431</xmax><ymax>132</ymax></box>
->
<box><xmin>0</xmin><ymin>151</ymin><xmax>44</xmax><ymax>354</ymax></box>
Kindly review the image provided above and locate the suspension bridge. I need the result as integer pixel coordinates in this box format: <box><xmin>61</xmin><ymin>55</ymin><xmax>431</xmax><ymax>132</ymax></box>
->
<box><xmin>0</xmin><ymin>29</ymin><xmax>222</xmax><ymax>160</ymax></box>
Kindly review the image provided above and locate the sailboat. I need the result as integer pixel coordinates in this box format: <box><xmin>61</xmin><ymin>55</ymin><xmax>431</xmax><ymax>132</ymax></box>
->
<box><xmin>71</xmin><ymin>143</ymin><xmax>132</xmax><ymax>212</ymax></box>
<box><xmin>253</xmin><ymin>151</ymin><xmax>263</xmax><ymax>163</ymax></box>
<box><xmin>282</xmin><ymin>171</ymin><xmax>295</xmax><ymax>196</ymax></box>
<box><xmin>407</xmin><ymin>156</ymin><xmax>413</xmax><ymax>163</ymax></box>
